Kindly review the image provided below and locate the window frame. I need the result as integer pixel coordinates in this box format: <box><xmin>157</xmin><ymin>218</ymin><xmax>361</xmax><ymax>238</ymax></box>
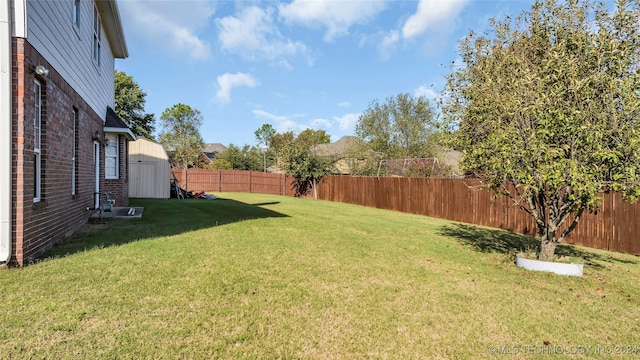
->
<box><xmin>73</xmin><ymin>0</ymin><xmax>81</xmax><ymax>28</ymax></box>
<box><xmin>33</xmin><ymin>79</ymin><xmax>42</xmax><ymax>203</ymax></box>
<box><xmin>72</xmin><ymin>108</ymin><xmax>78</xmax><ymax>195</ymax></box>
<box><xmin>105</xmin><ymin>134</ymin><xmax>119</xmax><ymax>180</ymax></box>
<box><xmin>92</xmin><ymin>5</ymin><xmax>101</xmax><ymax>67</ymax></box>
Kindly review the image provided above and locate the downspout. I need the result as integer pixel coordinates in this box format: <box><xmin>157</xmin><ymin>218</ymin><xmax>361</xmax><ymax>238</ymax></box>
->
<box><xmin>0</xmin><ymin>0</ymin><xmax>12</xmax><ymax>263</ymax></box>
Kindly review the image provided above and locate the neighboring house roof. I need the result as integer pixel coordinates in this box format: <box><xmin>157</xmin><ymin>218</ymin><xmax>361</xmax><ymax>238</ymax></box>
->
<box><xmin>95</xmin><ymin>0</ymin><xmax>128</xmax><ymax>58</ymax></box>
<box><xmin>105</xmin><ymin>107</ymin><xmax>136</xmax><ymax>140</ymax></box>
<box><xmin>203</xmin><ymin>143</ymin><xmax>227</xmax><ymax>154</ymax></box>
<box><xmin>201</xmin><ymin>143</ymin><xmax>227</xmax><ymax>162</ymax></box>
<box><xmin>311</xmin><ymin>136</ymin><xmax>360</xmax><ymax>158</ymax></box>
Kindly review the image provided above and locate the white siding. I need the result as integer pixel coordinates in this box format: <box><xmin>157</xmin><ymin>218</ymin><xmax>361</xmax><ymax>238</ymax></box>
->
<box><xmin>129</xmin><ymin>138</ymin><xmax>170</xmax><ymax>199</ymax></box>
<box><xmin>24</xmin><ymin>0</ymin><xmax>115</xmax><ymax>121</ymax></box>
<box><xmin>2</xmin><ymin>0</ymin><xmax>14</xmax><ymax>262</ymax></box>
<box><xmin>10</xmin><ymin>0</ymin><xmax>26</xmax><ymax>37</ymax></box>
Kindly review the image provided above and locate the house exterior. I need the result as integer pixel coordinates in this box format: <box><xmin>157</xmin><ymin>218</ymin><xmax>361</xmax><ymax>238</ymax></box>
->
<box><xmin>198</xmin><ymin>143</ymin><xmax>227</xmax><ymax>167</ymax></box>
<box><xmin>311</xmin><ymin>136</ymin><xmax>361</xmax><ymax>175</ymax></box>
<box><xmin>0</xmin><ymin>0</ymin><xmax>134</xmax><ymax>266</ymax></box>
<box><xmin>129</xmin><ymin>137</ymin><xmax>170</xmax><ymax>199</ymax></box>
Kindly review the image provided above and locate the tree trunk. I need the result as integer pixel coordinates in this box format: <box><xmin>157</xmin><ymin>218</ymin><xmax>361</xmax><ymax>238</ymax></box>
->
<box><xmin>312</xmin><ymin>179</ymin><xmax>318</xmax><ymax>200</ymax></box>
<box><xmin>538</xmin><ymin>237</ymin><xmax>558</xmax><ymax>261</ymax></box>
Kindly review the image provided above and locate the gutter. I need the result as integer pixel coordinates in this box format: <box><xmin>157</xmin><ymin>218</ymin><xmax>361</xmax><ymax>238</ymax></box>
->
<box><xmin>0</xmin><ymin>0</ymin><xmax>12</xmax><ymax>263</ymax></box>
<box><xmin>104</xmin><ymin>127</ymin><xmax>136</xmax><ymax>141</ymax></box>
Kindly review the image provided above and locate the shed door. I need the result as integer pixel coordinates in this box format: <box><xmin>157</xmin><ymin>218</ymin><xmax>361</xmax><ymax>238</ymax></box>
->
<box><xmin>130</xmin><ymin>161</ymin><xmax>157</xmax><ymax>198</ymax></box>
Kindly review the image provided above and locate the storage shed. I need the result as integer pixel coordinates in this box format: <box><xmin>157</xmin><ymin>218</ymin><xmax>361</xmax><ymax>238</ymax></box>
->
<box><xmin>129</xmin><ymin>138</ymin><xmax>170</xmax><ymax>198</ymax></box>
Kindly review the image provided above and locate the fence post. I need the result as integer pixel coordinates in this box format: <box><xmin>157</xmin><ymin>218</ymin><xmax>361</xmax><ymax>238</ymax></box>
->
<box><xmin>184</xmin><ymin>169</ymin><xmax>189</xmax><ymax>191</ymax></box>
<box><xmin>219</xmin><ymin>170</ymin><xmax>222</xmax><ymax>193</ymax></box>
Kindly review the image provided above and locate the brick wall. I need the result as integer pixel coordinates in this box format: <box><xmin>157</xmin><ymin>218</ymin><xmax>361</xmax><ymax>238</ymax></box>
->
<box><xmin>103</xmin><ymin>135</ymin><xmax>130</xmax><ymax>207</ymax></box>
<box><xmin>10</xmin><ymin>39</ymin><xmax>128</xmax><ymax>266</ymax></box>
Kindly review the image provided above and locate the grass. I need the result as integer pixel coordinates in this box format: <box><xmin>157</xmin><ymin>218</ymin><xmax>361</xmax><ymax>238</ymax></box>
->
<box><xmin>1</xmin><ymin>192</ymin><xmax>639</xmax><ymax>359</ymax></box>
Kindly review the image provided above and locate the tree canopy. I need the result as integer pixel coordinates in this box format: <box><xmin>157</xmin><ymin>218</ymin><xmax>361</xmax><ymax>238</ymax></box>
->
<box><xmin>114</xmin><ymin>70</ymin><xmax>155</xmax><ymax>138</ymax></box>
<box><xmin>355</xmin><ymin>93</ymin><xmax>438</xmax><ymax>158</ymax></box>
<box><xmin>271</xmin><ymin>129</ymin><xmax>333</xmax><ymax>198</ymax></box>
<box><xmin>254</xmin><ymin>124</ymin><xmax>276</xmax><ymax>149</ymax></box>
<box><xmin>352</xmin><ymin>93</ymin><xmax>440</xmax><ymax>175</ymax></box>
<box><xmin>270</xmin><ymin>129</ymin><xmax>330</xmax><ymax>154</ymax></box>
<box><xmin>214</xmin><ymin>144</ymin><xmax>264</xmax><ymax>171</ymax></box>
<box><xmin>158</xmin><ymin>103</ymin><xmax>205</xmax><ymax>169</ymax></box>
<box><xmin>442</xmin><ymin>0</ymin><xmax>640</xmax><ymax>260</ymax></box>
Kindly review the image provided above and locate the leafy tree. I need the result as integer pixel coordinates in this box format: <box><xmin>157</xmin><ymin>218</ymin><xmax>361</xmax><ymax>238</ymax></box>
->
<box><xmin>216</xmin><ymin>144</ymin><xmax>263</xmax><ymax>171</ymax></box>
<box><xmin>280</xmin><ymin>141</ymin><xmax>334</xmax><ymax>199</ymax></box>
<box><xmin>352</xmin><ymin>93</ymin><xmax>440</xmax><ymax>175</ymax></box>
<box><xmin>270</xmin><ymin>129</ymin><xmax>330</xmax><ymax>153</ymax></box>
<box><xmin>270</xmin><ymin>129</ymin><xmax>333</xmax><ymax>198</ymax></box>
<box><xmin>254</xmin><ymin>124</ymin><xmax>277</xmax><ymax>172</ymax></box>
<box><xmin>206</xmin><ymin>158</ymin><xmax>232</xmax><ymax>170</ymax></box>
<box><xmin>442</xmin><ymin>0</ymin><xmax>640</xmax><ymax>261</ymax></box>
<box><xmin>254</xmin><ymin>123</ymin><xmax>276</xmax><ymax>148</ymax></box>
<box><xmin>114</xmin><ymin>70</ymin><xmax>155</xmax><ymax>138</ymax></box>
<box><xmin>355</xmin><ymin>93</ymin><xmax>438</xmax><ymax>157</ymax></box>
<box><xmin>296</xmin><ymin>129</ymin><xmax>331</xmax><ymax>148</ymax></box>
<box><xmin>158</xmin><ymin>103</ymin><xmax>204</xmax><ymax>169</ymax></box>
<box><xmin>270</xmin><ymin>131</ymin><xmax>295</xmax><ymax>154</ymax></box>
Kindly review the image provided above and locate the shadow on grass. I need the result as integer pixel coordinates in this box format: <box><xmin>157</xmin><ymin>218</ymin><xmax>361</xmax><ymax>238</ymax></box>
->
<box><xmin>43</xmin><ymin>196</ymin><xmax>289</xmax><ymax>260</ymax></box>
<box><xmin>251</xmin><ymin>201</ymin><xmax>281</xmax><ymax>206</ymax></box>
<box><xmin>439</xmin><ymin>223</ymin><xmax>636</xmax><ymax>268</ymax></box>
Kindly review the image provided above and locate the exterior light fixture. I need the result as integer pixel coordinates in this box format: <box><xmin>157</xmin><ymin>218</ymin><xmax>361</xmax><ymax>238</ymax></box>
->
<box><xmin>35</xmin><ymin>65</ymin><xmax>49</xmax><ymax>77</ymax></box>
<box><xmin>29</xmin><ymin>64</ymin><xmax>49</xmax><ymax>77</ymax></box>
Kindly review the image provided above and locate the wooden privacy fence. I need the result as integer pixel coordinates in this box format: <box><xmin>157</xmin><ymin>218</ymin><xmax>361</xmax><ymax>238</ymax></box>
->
<box><xmin>172</xmin><ymin>169</ymin><xmax>640</xmax><ymax>255</ymax></box>
<box><xmin>173</xmin><ymin>169</ymin><xmax>291</xmax><ymax>196</ymax></box>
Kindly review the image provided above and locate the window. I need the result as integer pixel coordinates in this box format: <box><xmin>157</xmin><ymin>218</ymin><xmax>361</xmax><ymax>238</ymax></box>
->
<box><xmin>72</xmin><ymin>108</ymin><xmax>78</xmax><ymax>195</ymax></box>
<box><xmin>73</xmin><ymin>0</ymin><xmax>81</xmax><ymax>28</ymax></box>
<box><xmin>105</xmin><ymin>134</ymin><xmax>118</xmax><ymax>179</ymax></box>
<box><xmin>92</xmin><ymin>6</ymin><xmax>101</xmax><ymax>67</ymax></box>
<box><xmin>34</xmin><ymin>80</ymin><xmax>42</xmax><ymax>202</ymax></box>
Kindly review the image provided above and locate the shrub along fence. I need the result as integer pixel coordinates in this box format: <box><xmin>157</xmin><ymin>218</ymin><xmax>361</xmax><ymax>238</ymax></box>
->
<box><xmin>172</xmin><ymin>169</ymin><xmax>640</xmax><ymax>255</ymax></box>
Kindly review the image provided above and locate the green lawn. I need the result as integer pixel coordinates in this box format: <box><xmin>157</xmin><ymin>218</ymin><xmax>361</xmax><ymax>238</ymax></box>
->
<box><xmin>1</xmin><ymin>193</ymin><xmax>638</xmax><ymax>359</ymax></box>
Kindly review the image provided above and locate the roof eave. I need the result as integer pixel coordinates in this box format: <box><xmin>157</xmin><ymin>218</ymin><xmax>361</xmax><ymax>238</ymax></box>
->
<box><xmin>96</xmin><ymin>0</ymin><xmax>128</xmax><ymax>59</ymax></box>
<box><xmin>105</xmin><ymin>127</ymin><xmax>137</xmax><ymax>141</ymax></box>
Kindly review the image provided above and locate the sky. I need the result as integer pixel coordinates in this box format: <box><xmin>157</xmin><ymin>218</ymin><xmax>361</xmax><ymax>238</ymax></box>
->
<box><xmin>115</xmin><ymin>0</ymin><xmax>539</xmax><ymax>147</ymax></box>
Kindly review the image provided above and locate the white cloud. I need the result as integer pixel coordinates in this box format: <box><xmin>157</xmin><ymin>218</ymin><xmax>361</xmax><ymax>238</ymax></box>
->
<box><xmin>402</xmin><ymin>0</ymin><xmax>468</xmax><ymax>39</ymax></box>
<box><xmin>415</xmin><ymin>85</ymin><xmax>438</xmax><ymax>100</ymax></box>
<box><xmin>334</xmin><ymin>113</ymin><xmax>360</xmax><ymax>131</ymax></box>
<box><xmin>338</xmin><ymin>101</ymin><xmax>351</xmax><ymax>108</ymax></box>
<box><xmin>377</xmin><ymin>30</ymin><xmax>400</xmax><ymax>61</ymax></box>
<box><xmin>217</xmin><ymin>6</ymin><xmax>308</xmax><ymax>65</ymax></box>
<box><xmin>252</xmin><ymin>109</ymin><xmax>289</xmax><ymax>123</ymax></box>
<box><xmin>215</xmin><ymin>73</ymin><xmax>259</xmax><ymax>103</ymax></box>
<box><xmin>252</xmin><ymin>110</ymin><xmax>309</xmax><ymax>133</ymax></box>
<box><xmin>279</xmin><ymin>0</ymin><xmax>387</xmax><ymax>42</ymax></box>
<box><xmin>310</xmin><ymin>118</ymin><xmax>332</xmax><ymax>129</ymax></box>
<box><xmin>252</xmin><ymin>110</ymin><xmax>360</xmax><ymax>136</ymax></box>
<box><xmin>119</xmin><ymin>0</ymin><xmax>214</xmax><ymax>59</ymax></box>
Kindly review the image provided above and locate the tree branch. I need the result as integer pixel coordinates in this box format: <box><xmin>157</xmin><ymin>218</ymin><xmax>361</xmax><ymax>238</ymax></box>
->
<box><xmin>558</xmin><ymin>205</ymin><xmax>586</xmax><ymax>243</ymax></box>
